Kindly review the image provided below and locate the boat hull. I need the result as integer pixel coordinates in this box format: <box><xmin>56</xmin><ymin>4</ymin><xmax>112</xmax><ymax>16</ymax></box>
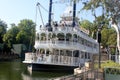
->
<box><xmin>27</xmin><ymin>63</ymin><xmax>78</xmax><ymax>73</ymax></box>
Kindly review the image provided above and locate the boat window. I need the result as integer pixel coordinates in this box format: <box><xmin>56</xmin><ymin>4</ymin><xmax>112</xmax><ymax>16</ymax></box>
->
<box><xmin>78</xmin><ymin>36</ymin><xmax>82</xmax><ymax>44</ymax></box>
<box><xmin>40</xmin><ymin>49</ymin><xmax>45</xmax><ymax>54</ymax></box>
<box><xmin>53</xmin><ymin>49</ymin><xmax>59</xmax><ymax>55</ymax></box>
<box><xmin>73</xmin><ymin>50</ymin><xmax>79</xmax><ymax>57</ymax></box>
<box><xmin>60</xmin><ymin>50</ymin><xmax>64</xmax><ymax>56</ymax></box>
<box><xmin>81</xmin><ymin>51</ymin><xmax>84</xmax><ymax>58</ymax></box>
<box><xmin>48</xmin><ymin>33</ymin><xmax>52</xmax><ymax>40</ymax></box>
<box><xmin>85</xmin><ymin>52</ymin><xmax>87</xmax><ymax>59</ymax></box>
<box><xmin>88</xmin><ymin>53</ymin><xmax>90</xmax><ymax>59</ymax></box>
<box><xmin>73</xmin><ymin>34</ymin><xmax>78</xmax><ymax>42</ymax></box>
<box><xmin>46</xmin><ymin>50</ymin><xmax>49</xmax><ymax>56</ymax></box>
<box><xmin>81</xmin><ymin>38</ymin><xmax>84</xmax><ymax>45</ymax></box>
<box><xmin>41</xmin><ymin>33</ymin><xmax>46</xmax><ymax>41</ymax></box>
<box><xmin>36</xmin><ymin>33</ymin><xmax>39</xmax><ymax>40</ymax></box>
<box><xmin>94</xmin><ymin>44</ymin><xmax>97</xmax><ymax>48</ymax></box>
<box><xmin>73</xmin><ymin>34</ymin><xmax>77</xmax><ymax>38</ymax></box>
<box><xmin>52</xmin><ymin>33</ymin><xmax>56</xmax><ymax>38</ymax></box>
<box><xmin>66</xmin><ymin>33</ymin><xmax>72</xmax><ymax>41</ymax></box>
<box><xmin>57</xmin><ymin>33</ymin><xmax>65</xmax><ymax>41</ymax></box>
<box><xmin>66</xmin><ymin>50</ymin><xmax>72</xmax><ymax>56</ymax></box>
<box><xmin>84</xmin><ymin>40</ymin><xmax>87</xmax><ymax>46</ymax></box>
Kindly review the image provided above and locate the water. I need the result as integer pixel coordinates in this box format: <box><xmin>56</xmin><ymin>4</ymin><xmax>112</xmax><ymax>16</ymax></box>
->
<box><xmin>0</xmin><ymin>60</ymin><xmax>71</xmax><ymax>80</ymax></box>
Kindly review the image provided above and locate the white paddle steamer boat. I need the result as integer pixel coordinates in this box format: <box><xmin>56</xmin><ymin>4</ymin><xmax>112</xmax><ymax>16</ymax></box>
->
<box><xmin>23</xmin><ymin>0</ymin><xmax>99</xmax><ymax>72</ymax></box>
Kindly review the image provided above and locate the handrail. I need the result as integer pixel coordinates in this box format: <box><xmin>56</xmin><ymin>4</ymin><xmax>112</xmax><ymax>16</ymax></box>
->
<box><xmin>34</xmin><ymin>40</ymin><xmax>98</xmax><ymax>53</ymax></box>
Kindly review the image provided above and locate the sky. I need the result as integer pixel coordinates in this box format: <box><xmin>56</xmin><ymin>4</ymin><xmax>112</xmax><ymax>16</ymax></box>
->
<box><xmin>0</xmin><ymin>0</ymin><xmax>102</xmax><ymax>30</ymax></box>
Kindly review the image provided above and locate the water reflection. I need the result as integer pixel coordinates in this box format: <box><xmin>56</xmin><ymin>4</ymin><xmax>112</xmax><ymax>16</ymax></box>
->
<box><xmin>22</xmin><ymin>73</ymin><xmax>48</xmax><ymax>80</ymax></box>
<box><xmin>22</xmin><ymin>68</ymin><xmax>71</xmax><ymax>80</ymax></box>
<box><xmin>0</xmin><ymin>60</ymin><xmax>71</xmax><ymax>80</ymax></box>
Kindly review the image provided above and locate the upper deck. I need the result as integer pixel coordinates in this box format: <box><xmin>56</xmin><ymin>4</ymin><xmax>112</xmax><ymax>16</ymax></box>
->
<box><xmin>34</xmin><ymin>5</ymin><xmax>99</xmax><ymax>54</ymax></box>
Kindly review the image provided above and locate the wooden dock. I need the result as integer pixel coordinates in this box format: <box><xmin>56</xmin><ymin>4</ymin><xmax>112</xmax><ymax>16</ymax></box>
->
<box><xmin>52</xmin><ymin>69</ymin><xmax>104</xmax><ymax>80</ymax></box>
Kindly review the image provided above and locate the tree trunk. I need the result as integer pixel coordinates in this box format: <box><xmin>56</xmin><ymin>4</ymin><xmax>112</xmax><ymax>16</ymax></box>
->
<box><xmin>112</xmin><ymin>22</ymin><xmax>120</xmax><ymax>63</ymax></box>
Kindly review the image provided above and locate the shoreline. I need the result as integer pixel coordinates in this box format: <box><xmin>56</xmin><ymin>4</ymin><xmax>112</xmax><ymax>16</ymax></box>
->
<box><xmin>0</xmin><ymin>54</ymin><xmax>19</xmax><ymax>61</ymax></box>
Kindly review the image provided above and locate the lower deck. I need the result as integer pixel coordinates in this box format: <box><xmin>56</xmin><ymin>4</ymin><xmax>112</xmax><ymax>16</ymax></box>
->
<box><xmin>24</xmin><ymin>48</ymin><xmax>94</xmax><ymax>68</ymax></box>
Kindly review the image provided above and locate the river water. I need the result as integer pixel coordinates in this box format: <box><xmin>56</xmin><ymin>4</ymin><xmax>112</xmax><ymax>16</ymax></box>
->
<box><xmin>0</xmin><ymin>60</ymin><xmax>71</xmax><ymax>80</ymax></box>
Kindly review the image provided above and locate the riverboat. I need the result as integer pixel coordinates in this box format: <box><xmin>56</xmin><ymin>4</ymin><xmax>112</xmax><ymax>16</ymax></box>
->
<box><xmin>23</xmin><ymin>0</ymin><xmax>99</xmax><ymax>72</ymax></box>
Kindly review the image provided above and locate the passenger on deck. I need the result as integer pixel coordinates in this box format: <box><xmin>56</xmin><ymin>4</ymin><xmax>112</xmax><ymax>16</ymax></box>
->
<box><xmin>45</xmin><ymin>23</ymin><xmax>49</xmax><ymax>30</ymax></box>
<box><xmin>39</xmin><ymin>25</ymin><xmax>42</xmax><ymax>29</ymax></box>
<box><xmin>54</xmin><ymin>21</ymin><xmax>58</xmax><ymax>27</ymax></box>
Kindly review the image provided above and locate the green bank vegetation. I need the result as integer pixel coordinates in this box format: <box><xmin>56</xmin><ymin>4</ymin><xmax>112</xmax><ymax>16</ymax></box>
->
<box><xmin>95</xmin><ymin>60</ymin><xmax>120</xmax><ymax>69</ymax></box>
<box><xmin>0</xmin><ymin>19</ymin><xmax>35</xmax><ymax>54</ymax></box>
<box><xmin>94</xmin><ymin>60</ymin><xmax>120</xmax><ymax>74</ymax></box>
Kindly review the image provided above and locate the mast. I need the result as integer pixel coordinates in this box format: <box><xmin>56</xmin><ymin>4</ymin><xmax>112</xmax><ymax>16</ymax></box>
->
<box><xmin>72</xmin><ymin>0</ymin><xmax>76</xmax><ymax>27</ymax></box>
<box><xmin>48</xmin><ymin>0</ymin><xmax>52</xmax><ymax>31</ymax></box>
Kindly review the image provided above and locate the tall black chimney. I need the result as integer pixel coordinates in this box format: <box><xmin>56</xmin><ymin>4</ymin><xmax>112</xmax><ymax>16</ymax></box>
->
<box><xmin>48</xmin><ymin>0</ymin><xmax>52</xmax><ymax>31</ymax></box>
<box><xmin>72</xmin><ymin>0</ymin><xmax>76</xmax><ymax>27</ymax></box>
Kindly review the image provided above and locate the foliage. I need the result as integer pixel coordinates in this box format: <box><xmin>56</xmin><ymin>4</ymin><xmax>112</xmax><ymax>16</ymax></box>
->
<box><xmin>81</xmin><ymin>0</ymin><xmax>120</xmax><ymax>25</ymax></box>
<box><xmin>0</xmin><ymin>20</ymin><xmax>7</xmax><ymax>43</ymax></box>
<box><xmin>101</xmin><ymin>60</ymin><xmax>120</xmax><ymax>68</ymax></box>
<box><xmin>18</xmin><ymin>19</ymin><xmax>35</xmax><ymax>36</ymax></box>
<box><xmin>0</xmin><ymin>43</ymin><xmax>4</xmax><ymax>51</ymax></box>
<box><xmin>16</xmin><ymin>30</ymin><xmax>29</xmax><ymax>43</ymax></box>
<box><xmin>3</xmin><ymin>19</ymin><xmax>35</xmax><ymax>51</ymax></box>
<box><xmin>95</xmin><ymin>60</ymin><xmax>120</xmax><ymax>69</ymax></box>
<box><xmin>3</xmin><ymin>24</ymin><xmax>19</xmax><ymax>48</ymax></box>
<box><xmin>101</xmin><ymin>60</ymin><xmax>120</xmax><ymax>74</ymax></box>
<box><xmin>17</xmin><ymin>19</ymin><xmax>36</xmax><ymax>51</ymax></box>
<box><xmin>105</xmin><ymin>68</ymin><xmax>120</xmax><ymax>74</ymax></box>
<box><xmin>79</xmin><ymin>20</ymin><xmax>96</xmax><ymax>38</ymax></box>
<box><xmin>101</xmin><ymin>28</ymin><xmax>117</xmax><ymax>48</ymax></box>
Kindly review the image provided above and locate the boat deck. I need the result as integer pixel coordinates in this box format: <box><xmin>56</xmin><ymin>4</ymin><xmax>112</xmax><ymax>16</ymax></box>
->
<box><xmin>23</xmin><ymin>60</ymin><xmax>78</xmax><ymax>67</ymax></box>
<box><xmin>52</xmin><ymin>69</ymin><xmax>104</xmax><ymax>80</ymax></box>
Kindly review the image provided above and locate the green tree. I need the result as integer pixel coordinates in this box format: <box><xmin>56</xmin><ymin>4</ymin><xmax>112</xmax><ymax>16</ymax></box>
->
<box><xmin>0</xmin><ymin>19</ymin><xmax>7</xmax><ymax>43</ymax></box>
<box><xmin>16</xmin><ymin>19</ymin><xmax>36</xmax><ymax>51</ymax></box>
<box><xmin>16</xmin><ymin>30</ymin><xmax>29</xmax><ymax>43</ymax></box>
<box><xmin>101</xmin><ymin>28</ymin><xmax>117</xmax><ymax>47</ymax></box>
<box><xmin>3</xmin><ymin>19</ymin><xmax>35</xmax><ymax>52</ymax></box>
<box><xmin>3</xmin><ymin>24</ymin><xmax>19</xmax><ymax>48</ymax></box>
<box><xmin>80</xmin><ymin>20</ymin><xmax>96</xmax><ymax>38</ymax></box>
<box><xmin>0</xmin><ymin>19</ymin><xmax>7</xmax><ymax>53</ymax></box>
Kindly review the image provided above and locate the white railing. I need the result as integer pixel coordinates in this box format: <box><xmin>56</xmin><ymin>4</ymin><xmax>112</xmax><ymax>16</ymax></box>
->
<box><xmin>53</xmin><ymin>26</ymin><xmax>73</xmax><ymax>32</ymax></box>
<box><xmin>34</xmin><ymin>54</ymin><xmax>80</xmax><ymax>66</ymax></box>
<box><xmin>38</xmin><ymin>26</ymin><xmax>97</xmax><ymax>44</ymax></box>
<box><xmin>35</xmin><ymin>40</ymin><xmax>99</xmax><ymax>53</ymax></box>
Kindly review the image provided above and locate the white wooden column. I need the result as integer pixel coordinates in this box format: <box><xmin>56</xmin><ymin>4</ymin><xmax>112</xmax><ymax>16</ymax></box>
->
<box><xmin>45</xmin><ymin>49</ymin><xmax>46</xmax><ymax>56</ymax></box>
<box><xmin>39</xmin><ymin>49</ymin><xmax>40</xmax><ymax>54</ymax></box>
<box><xmin>39</xmin><ymin>33</ymin><xmax>41</xmax><ymax>41</ymax></box>
<box><xmin>72</xmin><ymin>50</ymin><xmax>74</xmax><ymax>65</ymax></box>
<box><xmin>53</xmin><ymin>49</ymin><xmax>55</xmax><ymax>63</ymax></box>
<box><xmin>64</xmin><ymin>50</ymin><xmax>66</xmax><ymax>64</ymax></box>
<box><xmin>79</xmin><ymin>50</ymin><xmax>81</xmax><ymax>66</ymax></box>
<box><xmin>65</xmin><ymin>34</ymin><xmax>66</xmax><ymax>44</ymax></box>
<box><xmin>84</xmin><ymin>52</ymin><xmax>85</xmax><ymax>65</ymax></box>
<box><xmin>47</xmin><ymin>32</ymin><xmax>48</xmax><ymax>42</ymax></box>
<box><xmin>72</xmin><ymin>34</ymin><xmax>73</xmax><ymax>46</ymax></box>
<box><xmin>44</xmin><ymin>49</ymin><xmax>46</xmax><ymax>61</ymax></box>
<box><xmin>58</xmin><ymin>49</ymin><xmax>60</xmax><ymax>63</ymax></box>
